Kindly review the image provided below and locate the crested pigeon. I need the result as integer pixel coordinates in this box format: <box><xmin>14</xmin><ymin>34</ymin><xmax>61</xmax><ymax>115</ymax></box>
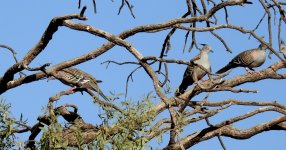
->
<box><xmin>175</xmin><ymin>44</ymin><xmax>213</xmax><ymax>97</ymax></box>
<box><xmin>216</xmin><ymin>44</ymin><xmax>268</xmax><ymax>74</ymax></box>
<box><xmin>228</xmin><ymin>0</ymin><xmax>252</xmax><ymax>4</ymax></box>
<box><xmin>52</xmin><ymin>67</ymin><xmax>109</xmax><ymax>101</ymax></box>
<box><xmin>280</xmin><ymin>40</ymin><xmax>286</xmax><ymax>59</ymax></box>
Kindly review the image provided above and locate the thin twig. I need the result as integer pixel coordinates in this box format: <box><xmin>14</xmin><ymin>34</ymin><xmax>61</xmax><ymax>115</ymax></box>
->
<box><xmin>0</xmin><ymin>44</ymin><xmax>18</xmax><ymax>63</ymax></box>
<box><xmin>156</xmin><ymin>63</ymin><xmax>169</xmax><ymax>87</ymax></box>
<box><xmin>249</xmin><ymin>12</ymin><xmax>267</xmax><ymax>39</ymax></box>
<box><xmin>158</xmin><ymin>11</ymin><xmax>191</xmax><ymax>72</ymax></box>
<box><xmin>78</xmin><ymin>0</ymin><xmax>81</xmax><ymax>9</ymax></box>
<box><xmin>210</xmin><ymin>31</ymin><xmax>232</xmax><ymax>53</ymax></box>
<box><xmin>125</xmin><ymin>66</ymin><xmax>142</xmax><ymax>98</ymax></box>
<box><xmin>101</xmin><ymin>60</ymin><xmax>139</xmax><ymax>69</ymax></box>
<box><xmin>22</xmin><ymin>63</ymin><xmax>51</xmax><ymax>71</ymax></box>
<box><xmin>92</xmin><ymin>0</ymin><xmax>97</xmax><ymax>13</ymax></box>
<box><xmin>118</xmin><ymin>0</ymin><xmax>135</xmax><ymax>18</ymax></box>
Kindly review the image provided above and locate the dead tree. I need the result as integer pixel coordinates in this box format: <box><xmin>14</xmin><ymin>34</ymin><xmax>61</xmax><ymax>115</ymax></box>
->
<box><xmin>0</xmin><ymin>0</ymin><xmax>286</xmax><ymax>149</ymax></box>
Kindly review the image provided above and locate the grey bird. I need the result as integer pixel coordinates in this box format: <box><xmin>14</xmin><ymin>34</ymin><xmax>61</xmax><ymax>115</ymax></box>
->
<box><xmin>216</xmin><ymin>44</ymin><xmax>268</xmax><ymax>74</ymax></box>
<box><xmin>228</xmin><ymin>0</ymin><xmax>252</xmax><ymax>4</ymax></box>
<box><xmin>280</xmin><ymin>40</ymin><xmax>286</xmax><ymax>59</ymax></box>
<box><xmin>175</xmin><ymin>44</ymin><xmax>213</xmax><ymax>97</ymax></box>
<box><xmin>52</xmin><ymin>67</ymin><xmax>109</xmax><ymax>101</ymax></box>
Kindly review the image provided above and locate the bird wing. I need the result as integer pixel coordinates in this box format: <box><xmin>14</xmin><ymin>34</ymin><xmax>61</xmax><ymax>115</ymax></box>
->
<box><xmin>230</xmin><ymin>49</ymin><xmax>255</xmax><ymax>67</ymax></box>
<box><xmin>89</xmin><ymin>83</ymin><xmax>110</xmax><ymax>101</ymax></box>
<box><xmin>55</xmin><ymin>68</ymin><xmax>84</xmax><ymax>87</ymax></box>
<box><xmin>62</xmin><ymin>68</ymin><xmax>84</xmax><ymax>83</ymax></box>
<box><xmin>183</xmin><ymin>65</ymin><xmax>193</xmax><ymax>80</ymax></box>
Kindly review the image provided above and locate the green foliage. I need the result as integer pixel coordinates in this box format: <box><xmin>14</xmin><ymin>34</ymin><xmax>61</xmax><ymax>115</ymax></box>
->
<box><xmin>37</xmin><ymin>92</ymin><xmax>157</xmax><ymax>149</ymax></box>
<box><xmin>40</xmin><ymin>118</ymin><xmax>66</xmax><ymax>149</ymax></box>
<box><xmin>40</xmin><ymin>122</ymin><xmax>89</xmax><ymax>149</ymax></box>
<box><xmin>94</xmin><ymin>92</ymin><xmax>156</xmax><ymax>149</ymax></box>
<box><xmin>0</xmin><ymin>99</ymin><xmax>21</xmax><ymax>149</ymax></box>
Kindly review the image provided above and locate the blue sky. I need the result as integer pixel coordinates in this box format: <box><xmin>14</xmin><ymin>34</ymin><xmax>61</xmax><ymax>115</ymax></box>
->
<box><xmin>0</xmin><ymin>0</ymin><xmax>285</xmax><ymax>149</ymax></box>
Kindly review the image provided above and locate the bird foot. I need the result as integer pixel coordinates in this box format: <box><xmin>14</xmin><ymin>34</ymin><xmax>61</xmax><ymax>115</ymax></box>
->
<box><xmin>245</xmin><ymin>67</ymin><xmax>255</xmax><ymax>74</ymax></box>
<box><xmin>245</xmin><ymin>69</ymin><xmax>262</xmax><ymax>76</ymax></box>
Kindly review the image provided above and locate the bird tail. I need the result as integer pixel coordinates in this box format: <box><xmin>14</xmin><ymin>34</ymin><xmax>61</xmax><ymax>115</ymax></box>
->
<box><xmin>245</xmin><ymin>1</ymin><xmax>253</xmax><ymax>4</ymax></box>
<box><xmin>216</xmin><ymin>64</ymin><xmax>233</xmax><ymax>74</ymax></box>
<box><xmin>91</xmin><ymin>85</ymin><xmax>110</xmax><ymax>101</ymax></box>
<box><xmin>175</xmin><ymin>82</ymin><xmax>190</xmax><ymax>97</ymax></box>
<box><xmin>97</xmin><ymin>89</ymin><xmax>110</xmax><ymax>101</ymax></box>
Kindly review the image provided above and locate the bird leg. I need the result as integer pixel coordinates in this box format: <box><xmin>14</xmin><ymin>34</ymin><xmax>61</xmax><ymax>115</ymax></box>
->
<box><xmin>245</xmin><ymin>67</ymin><xmax>263</xmax><ymax>76</ymax></box>
<box><xmin>245</xmin><ymin>67</ymin><xmax>255</xmax><ymax>73</ymax></box>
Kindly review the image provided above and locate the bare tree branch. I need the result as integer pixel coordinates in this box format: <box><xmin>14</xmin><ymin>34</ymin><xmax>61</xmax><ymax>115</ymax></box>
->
<box><xmin>2</xmin><ymin>1</ymin><xmax>286</xmax><ymax>149</ymax></box>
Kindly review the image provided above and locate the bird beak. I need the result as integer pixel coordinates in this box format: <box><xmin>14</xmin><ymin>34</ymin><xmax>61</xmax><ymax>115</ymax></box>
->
<box><xmin>281</xmin><ymin>40</ymin><xmax>285</xmax><ymax>45</ymax></box>
<box><xmin>210</xmin><ymin>50</ymin><xmax>214</xmax><ymax>53</ymax></box>
<box><xmin>96</xmin><ymin>80</ymin><xmax>103</xmax><ymax>83</ymax></box>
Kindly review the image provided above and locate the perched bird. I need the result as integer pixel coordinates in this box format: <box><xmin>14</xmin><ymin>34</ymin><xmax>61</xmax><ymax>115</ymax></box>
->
<box><xmin>216</xmin><ymin>44</ymin><xmax>268</xmax><ymax>74</ymax></box>
<box><xmin>175</xmin><ymin>44</ymin><xmax>213</xmax><ymax>97</ymax></box>
<box><xmin>52</xmin><ymin>67</ymin><xmax>109</xmax><ymax>101</ymax></box>
<box><xmin>280</xmin><ymin>40</ymin><xmax>286</xmax><ymax>59</ymax></box>
<box><xmin>228</xmin><ymin>0</ymin><xmax>252</xmax><ymax>4</ymax></box>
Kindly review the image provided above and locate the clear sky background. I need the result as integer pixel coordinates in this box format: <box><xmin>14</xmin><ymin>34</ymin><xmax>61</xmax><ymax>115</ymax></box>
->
<box><xmin>0</xmin><ymin>0</ymin><xmax>285</xmax><ymax>149</ymax></box>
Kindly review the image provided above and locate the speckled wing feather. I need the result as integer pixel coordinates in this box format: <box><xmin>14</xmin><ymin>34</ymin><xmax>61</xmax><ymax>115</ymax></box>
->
<box><xmin>231</xmin><ymin>49</ymin><xmax>255</xmax><ymax>67</ymax></box>
<box><xmin>216</xmin><ymin>49</ymin><xmax>255</xmax><ymax>74</ymax></box>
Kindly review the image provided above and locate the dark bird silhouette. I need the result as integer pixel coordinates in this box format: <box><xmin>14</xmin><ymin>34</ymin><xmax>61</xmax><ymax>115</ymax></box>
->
<box><xmin>216</xmin><ymin>44</ymin><xmax>268</xmax><ymax>74</ymax></box>
<box><xmin>175</xmin><ymin>44</ymin><xmax>213</xmax><ymax>97</ymax></box>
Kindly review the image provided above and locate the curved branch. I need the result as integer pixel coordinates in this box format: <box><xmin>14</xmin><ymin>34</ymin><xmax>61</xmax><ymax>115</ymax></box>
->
<box><xmin>179</xmin><ymin>61</ymin><xmax>286</xmax><ymax>101</ymax></box>
<box><xmin>1</xmin><ymin>1</ymin><xmax>248</xmax><ymax>95</ymax></box>
<box><xmin>0</xmin><ymin>13</ymin><xmax>87</xmax><ymax>94</ymax></box>
<box><xmin>0</xmin><ymin>44</ymin><xmax>19</xmax><ymax>63</ymax></box>
<box><xmin>164</xmin><ymin>115</ymin><xmax>286</xmax><ymax>149</ymax></box>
